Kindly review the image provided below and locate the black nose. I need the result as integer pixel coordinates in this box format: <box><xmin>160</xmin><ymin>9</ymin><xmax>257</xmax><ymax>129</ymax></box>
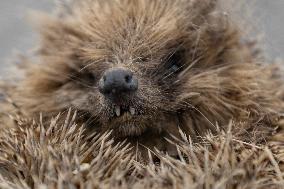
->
<box><xmin>99</xmin><ymin>68</ymin><xmax>138</xmax><ymax>96</ymax></box>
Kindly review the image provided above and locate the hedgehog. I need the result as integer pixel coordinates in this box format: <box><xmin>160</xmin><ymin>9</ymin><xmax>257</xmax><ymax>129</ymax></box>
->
<box><xmin>5</xmin><ymin>0</ymin><xmax>284</xmax><ymax>158</ymax></box>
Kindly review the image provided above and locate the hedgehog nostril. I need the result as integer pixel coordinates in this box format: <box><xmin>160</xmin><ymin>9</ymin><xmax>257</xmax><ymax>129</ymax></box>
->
<box><xmin>125</xmin><ymin>75</ymin><xmax>132</xmax><ymax>83</ymax></box>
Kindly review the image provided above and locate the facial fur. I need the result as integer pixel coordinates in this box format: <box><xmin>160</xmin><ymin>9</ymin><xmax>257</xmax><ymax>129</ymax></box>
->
<box><xmin>12</xmin><ymin>0</ymin><xmax>284</xmax><ymax>156</ymax></box>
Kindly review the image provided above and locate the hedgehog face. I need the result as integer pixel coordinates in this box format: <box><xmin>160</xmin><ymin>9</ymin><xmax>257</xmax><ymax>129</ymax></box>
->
<box><xmin>19</xmin><ymin>0</ymin><xmax>270</xmax><ymax>140</ymax></box>
<box><xmin>21</xmin><ymin>0</ymin><xmax>205</xmax><ymax>137</ymax></box>
<box><xmin>49</xmin><ymin>28</ymin><xmax>188</xmax><ymax>137</ymax></box>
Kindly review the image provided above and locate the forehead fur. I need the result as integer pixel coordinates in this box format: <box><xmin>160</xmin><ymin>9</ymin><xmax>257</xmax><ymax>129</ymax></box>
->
<box><xmin>33</xmin><ymin>0</ymin><xmax>235</xmax><ymax>62</ymax></box>
<box><xmin>22</xmin><ymin>0</ymin><xmax>249</xmax><ymax>100</ymax></box>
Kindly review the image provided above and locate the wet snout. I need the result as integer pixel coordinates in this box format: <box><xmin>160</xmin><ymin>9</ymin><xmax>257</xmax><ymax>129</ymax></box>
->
<box><xmin>99</xmin><ymin>68</ymin><xmax>138</xmax><ymax>100</ymax></box>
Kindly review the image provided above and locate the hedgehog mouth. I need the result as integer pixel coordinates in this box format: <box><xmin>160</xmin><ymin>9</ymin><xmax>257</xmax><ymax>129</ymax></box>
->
<box><xmin>110</xmin><ymin>105</ymin><xmax>143</xmax><ymax>123</ymax></box>
<box><xmin>106</xmin><ymin>105</ymin><xmax>148</xmax><ymax>136</ymax></box>
<box><xmin>112</xmin><ymin>105</ymin><xmax>137</xmax><ymax>117</ymax></box>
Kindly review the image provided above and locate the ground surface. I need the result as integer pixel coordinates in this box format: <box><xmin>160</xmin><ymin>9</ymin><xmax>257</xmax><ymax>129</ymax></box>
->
<box><xmin>0</xmin><ymin>0</ymin><xmax>283</xmax><ymax>77</ymax></box>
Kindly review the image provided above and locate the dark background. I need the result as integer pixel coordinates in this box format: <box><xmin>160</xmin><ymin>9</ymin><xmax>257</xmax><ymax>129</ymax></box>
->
<box><xmin>0</xmin><ymin>0</ymin><xmax>283</xmax><ymax>78</ymax></box>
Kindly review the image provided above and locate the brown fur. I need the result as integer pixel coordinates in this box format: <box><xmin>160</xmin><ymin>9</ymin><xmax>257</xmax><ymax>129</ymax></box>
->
<box><xmin>4</xmin><ymin>0</ymin><xmax>284</xmax><ymax>158</ymax></box>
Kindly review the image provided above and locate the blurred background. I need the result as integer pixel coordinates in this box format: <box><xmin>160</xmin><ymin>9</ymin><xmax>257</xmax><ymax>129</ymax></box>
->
<box><xmin>0</xmin><ymin>0</ymin><xmax>283</xmax><ymax>77</ymax></box>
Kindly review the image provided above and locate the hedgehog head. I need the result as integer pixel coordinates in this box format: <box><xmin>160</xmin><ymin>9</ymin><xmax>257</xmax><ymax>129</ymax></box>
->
<box><xmin>16</xmin><ymin>0</ymin><xmax>279</xmax><ymax>140</ymax></box>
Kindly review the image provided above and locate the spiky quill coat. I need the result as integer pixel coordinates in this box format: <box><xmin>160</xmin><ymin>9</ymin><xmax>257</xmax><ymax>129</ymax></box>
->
<box><xmin>0</xmin><ymin>0</ymin><xmax>284</xmax><ymax>188</ymax></box>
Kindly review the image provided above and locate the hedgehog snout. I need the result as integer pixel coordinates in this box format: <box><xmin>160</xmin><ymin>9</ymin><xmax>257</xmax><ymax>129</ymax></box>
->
<box><xmin>98</xmin><ymin>68</ymin><xmax>138</xmax><ymax>99</ymax></box>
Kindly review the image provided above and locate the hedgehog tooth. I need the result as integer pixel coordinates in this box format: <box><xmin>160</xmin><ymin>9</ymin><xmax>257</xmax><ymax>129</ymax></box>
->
<box><xmin>129</xmin><ymin>107</ymin><xmax>135</xmax><ymax>115</ymax></box>
<box><xmin>115</xmin><ymin>106</ymin><xmax>121</xmax><ymax>117</ymax></box>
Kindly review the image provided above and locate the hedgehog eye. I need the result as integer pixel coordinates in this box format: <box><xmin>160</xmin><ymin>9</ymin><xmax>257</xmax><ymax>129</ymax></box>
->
<box><xmin>140</xmin><ymin>57</ymin><xmax>149</xmax><ymax>62</ymax></box>
<box><xmin>167</xmin><ymin>51</ymin><xmax>185</xmax><ymax>74</ymax></box>
<box><xmin>70</xmin><ymin>70</ymin><xmax>96</xmax><ymax>86</ymax></box>
<box><xmin>81</xmin><ymin>71</ymin><xmax>96</xmax><ymax>84</ymax></box>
